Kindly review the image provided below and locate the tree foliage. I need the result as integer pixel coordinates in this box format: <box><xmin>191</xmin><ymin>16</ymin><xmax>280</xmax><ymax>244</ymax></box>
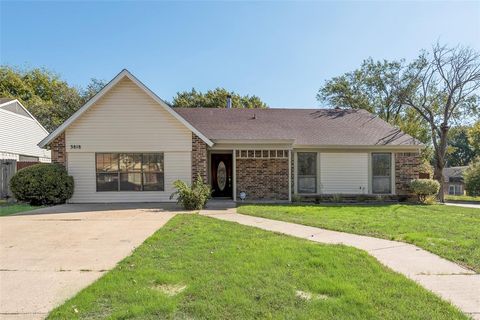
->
<box><xmin>172</xmin><ymin>88</ymin><xmax>268</xmax><ymax>109</ymax></box>
<box><xmin>0</xmin><ymin>66</ymin><xmax>106</xmax><ymax>132</ymax></box>
<box><xmin>446</xmin><ymin>126</ymin><xmax>476</xmax><ymax>167</ymax></box>
<box><xmin>464</xmin><ymin>159</ymin><xmax>480</xmax><ymax>197</ymax></box>
<box><xmin>468</xmin><ymin>120</ymin><xmax>480</xmax><ymax>156</ymax></box>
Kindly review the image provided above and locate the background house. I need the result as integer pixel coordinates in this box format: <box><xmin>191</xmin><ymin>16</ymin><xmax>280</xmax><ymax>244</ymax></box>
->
<box><xmin>443</xmin><ymin>166</ymin><xmax>468</xmax><ymax>195</ymax></box>
<box><xmin>0</xmin><ymin>98</ymin><xmax>51</xmax><ymax>198</ymax></box>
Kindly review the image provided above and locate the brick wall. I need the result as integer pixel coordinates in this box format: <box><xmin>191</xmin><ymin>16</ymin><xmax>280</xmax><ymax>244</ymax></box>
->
<box><xmin>192</xmin><ymin>133</ymin><xmax>208</xmax><ymax>183</ymax></box>
<box><xmin>50</xmin><ymin>132</ymin><xmax>66</xmax><ymax>167</ymax></box>
<box><xmin>395</xmin><ymin>152</ymin><xmax>420</xmax><ymax>195</ymax></box>
<box><xmin>236</xmin><ymin>158</ymin><xmax>289</xmax><ymax>200</ymax></box>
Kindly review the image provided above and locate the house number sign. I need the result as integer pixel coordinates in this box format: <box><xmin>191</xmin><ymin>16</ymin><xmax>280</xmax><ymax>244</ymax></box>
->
<box><xmin>70</xmin><ymin>145</ymin><xmax>82</xmax><ymax>150</ymax></box>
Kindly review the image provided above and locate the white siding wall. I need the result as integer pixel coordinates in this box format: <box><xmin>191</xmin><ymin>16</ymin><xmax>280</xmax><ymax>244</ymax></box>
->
<box><xmin>0</xmin><ymin>109</ymin><xmax>51</xmax><ymax>160</ymax></box>
<box><xmin>320</xmin><ymin>153</ymin><xmax>369</xmax><ymax>194</ymax></box>
<box><xmin>64</xmin><ymin>77</ymin><xmax>193</xmax><ymax>202</ymax></box>
<box><xmin>68</xmin><ymin>152</ymin><xmax>191</xmax><ymax>203</ymax></box>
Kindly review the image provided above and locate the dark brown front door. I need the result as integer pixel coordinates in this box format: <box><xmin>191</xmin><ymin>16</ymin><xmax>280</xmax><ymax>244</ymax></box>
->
<box><xmin>211</xmin><ymin>154</ymin><xmax>233</xmax><ymax>198</ymax></box>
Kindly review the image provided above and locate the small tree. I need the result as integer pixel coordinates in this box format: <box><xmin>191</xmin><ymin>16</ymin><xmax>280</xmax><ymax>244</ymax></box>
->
<box><xmin>170</xmin><ymin>175</ymin><xmax>212</xmax><ymax>210</ymax></box>
<box><xmin>464</xmin><ymin>160</ymin><xmax>480</xmax><ymax>197</ymax></box>
<box><xmin>410</xmin><ymin>179</ymin><xmax>440</xmax><ymax>204</ymax></box>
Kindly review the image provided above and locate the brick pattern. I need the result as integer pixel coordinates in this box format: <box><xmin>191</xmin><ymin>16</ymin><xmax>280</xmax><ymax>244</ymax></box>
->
<box><xmin>236</xmin><ymin>158</ymin><xmax>289</xmax><ymax>200</ymax></box>
<box><xmin>50</xmin><ymin>132</ymin><xmax>67</xmax><ymax>167</ymax></box>
<box><xmin>395</xmin><ymin>152</ymin><xmax>420</xmax><ymax>195</ymax></box>
<box><xmin>191</xmin><ymin>133</ymin><xmax>208</xmax><ymax>183</ymax></box>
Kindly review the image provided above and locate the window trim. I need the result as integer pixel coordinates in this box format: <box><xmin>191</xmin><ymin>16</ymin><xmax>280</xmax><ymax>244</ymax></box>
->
<box><xmin>95</xmin><ymin>152</ymin><xmax>164</xmax><ymax>192</ymax></box>
<box><xmin>371</xmin><ymin>152</ymin><xmax>392</xmax><ymax>194</ymax></box>
<box><xmin>297</xmin><ymin>152</ymin><xmax>317</xmax><ymax>194</ymax></box>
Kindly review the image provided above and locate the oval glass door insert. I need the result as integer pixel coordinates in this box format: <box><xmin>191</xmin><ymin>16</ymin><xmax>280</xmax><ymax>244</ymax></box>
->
<box><xmin>217</xmin><ymin>161</ymin><xmax>227</xmax><ymax>191</ymax></box>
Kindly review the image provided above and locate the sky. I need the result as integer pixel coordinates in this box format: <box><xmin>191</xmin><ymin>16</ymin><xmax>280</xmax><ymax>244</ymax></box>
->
<box><xmin>1</xmin><ymin>1</ymin><xmax>479</xmax><ymax>108</ymax></box>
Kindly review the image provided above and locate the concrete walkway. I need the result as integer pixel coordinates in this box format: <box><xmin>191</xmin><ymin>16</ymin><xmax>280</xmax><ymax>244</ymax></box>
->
<box><xmin>201</xmin><ymin>207</ymin><xmax>480</xmax><ymax>320</ymax></box>
<box><xmin>445</xmin><ymin>202</ymin><xmax>480</xmax><ymax>209</ymax></box>
<box><xmin>0</xmin><ymin>204</ymin><xmax>178</xmax><ymax>320</ymax></box>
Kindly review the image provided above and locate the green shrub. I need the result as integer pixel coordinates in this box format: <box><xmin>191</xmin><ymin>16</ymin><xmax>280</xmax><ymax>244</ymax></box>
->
<box><xmin>170</xmin><ymin>175</ymin><xmax>212</xmax><ymax>210</ymax></box>
<box><xmin>409</xmin><ymin>179</ymin><xmax>440</xmax><ymax>204</ymax></box>
<box><xmin>464</xmin><ymin>160</ymin><xmax>480</xmax><ymax>197</ymax></box>
<box><xmin>10</xmin><ymin>163</ymin><xmax>74</xmax><ymax>205</ymax></box>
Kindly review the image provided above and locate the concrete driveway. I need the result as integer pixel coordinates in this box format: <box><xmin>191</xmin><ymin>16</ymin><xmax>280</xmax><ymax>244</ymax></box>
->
<box><xmin>0</xmin><ymin>203</ymin><xmax>179</xmax><ymax>319</ymax></box>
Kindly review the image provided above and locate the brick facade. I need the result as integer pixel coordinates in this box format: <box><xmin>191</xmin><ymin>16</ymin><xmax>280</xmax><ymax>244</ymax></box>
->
<box><xmin>236</xmin><ymin>158</ymin><xmax>289</xmax><ymax>200</ymax></box>
<box><xmin>50</xmin><ymin>132</ymin><xmax>67</xmax><ymax>167</ymax></box>
<box><xmin>395</xmin><ymin>152</ymin><xmax>420</xmax><ymax>195</ymax></box>
<box><xmin>191</xmin><ymin>133</ymin><xmax>208</xmax><ymax>183</ymax></box>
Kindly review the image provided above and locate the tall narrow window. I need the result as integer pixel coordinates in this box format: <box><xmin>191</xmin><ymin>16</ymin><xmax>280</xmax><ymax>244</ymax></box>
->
<box><xmin>96</xmin><ymin>153</ymin><xmax>164</xmax><ymax>192</ymax></box>
<box><xmin>372</xmin><ymin>153</ymin><xmax>391</xmax><ymax>194</ymax></box>
<box><xmin>297</xmin><ymin>152</ymin><xmax>317</xmax><ymax>193</ymax></box>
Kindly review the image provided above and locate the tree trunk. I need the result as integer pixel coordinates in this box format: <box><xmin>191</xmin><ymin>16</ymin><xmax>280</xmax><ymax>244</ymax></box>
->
<box><xmin>434</xmin><ymin>164</ymin><xmax>445</xmax><ymax>202</ymax></box>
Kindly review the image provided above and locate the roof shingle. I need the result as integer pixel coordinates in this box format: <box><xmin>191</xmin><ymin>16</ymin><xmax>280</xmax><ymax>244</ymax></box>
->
<box><xmin>174</xmin><ymin>108</ymin><xmax>422</xmax><ymax>147</ymax></box>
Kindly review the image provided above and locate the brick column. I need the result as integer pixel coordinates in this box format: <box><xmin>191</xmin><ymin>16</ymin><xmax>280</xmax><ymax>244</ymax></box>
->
<box><xmin>50</xmin><ymin>132</ymin><xmax>66</xmax><ymax>167</ymax></box>
<box><xmin>395</xmin><ymin>152</ymin><xmax>420</xmax><ymax>195</ymax></box>
<box><xmin>192</xmin><ymin>133</ymin><xmax>207</xmax><ymax>183</ymax></box>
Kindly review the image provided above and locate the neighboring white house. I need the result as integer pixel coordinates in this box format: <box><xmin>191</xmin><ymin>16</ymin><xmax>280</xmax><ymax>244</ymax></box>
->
<box><xmin>0</xmin><ymin>98</ymin><xmax>51</xmax><ymax>162</ymax></box>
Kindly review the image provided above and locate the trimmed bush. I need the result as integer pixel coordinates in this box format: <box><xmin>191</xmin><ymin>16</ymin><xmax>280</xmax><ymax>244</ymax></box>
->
<box><xmin>10</xmin><ymin>163</ymin><xmax>74</xmax><ymax>205</ymax></box>
<box><xmin>170</xmin><ymin>175</ymin><xmax>212</xmax><ymax>210</ymax></box>
<box><xmin>410</xmin><ymin>179</ymin><xmax>440</xmax><ymax>204</ymax></box>
<box><xmin>464</xmin><ymin>160</ymin><xmax>480</xmax><ymax>197</ymax></box>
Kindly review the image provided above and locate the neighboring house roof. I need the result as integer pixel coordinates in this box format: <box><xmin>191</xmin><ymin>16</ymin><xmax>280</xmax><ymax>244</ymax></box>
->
<box><xmin>443</xmin><ymin>166</ymin><xmax>468</xmax><ymax>183</ymax></box>
<box><xmin>175</xmin><ymin>108</ymin><xmax>422</xmax><ymax>147</ymax></box>
<box><xmin>0</xmin><ymin>99</ymin><xmax>51</xmax><ymax>159</ymax></box>
<box><xmin>38</xmin><ymin>69</ymin><xmax>214</xmax><ymax>148</ymax></box>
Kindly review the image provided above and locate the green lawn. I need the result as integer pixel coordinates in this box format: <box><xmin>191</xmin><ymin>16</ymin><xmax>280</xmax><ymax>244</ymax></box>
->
<box><xmin>238</xmin><ymin>204</ymin><xmax>480</xmax><ymax>272</ymax></box>
<box><xmin>445</xmin><ymin>194</ymin><xmax>480</xmax><ymax>203</ymax></box>
<box><xmin>48</xmin><ymin>214</ymin><xmax>466</xmax><ymax>319</ymax></box>
<box><xmin>0</xmin><ymin>201</ymin><xmax>38</xmax><ymax>216</ymax></box>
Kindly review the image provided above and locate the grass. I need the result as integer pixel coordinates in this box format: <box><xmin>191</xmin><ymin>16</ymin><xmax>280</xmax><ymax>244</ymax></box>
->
<box><xmin>238</xmin><ymin>204</ymin><xmax>480</xmax><ymax>272</ymax></box>
<box><xmin>48</xmin><ymin>214</ymin><xmax>467</xmax><ymax>319</ymax></box>
<box><xmin>0</xmin><ymin>201</ymin><xmax>39</xmax><ymax>216</ymax></box>
<box><xmin>445</xmin><ymin>194</ymin><xmax>480</xmax><ymax>203</ymax></box>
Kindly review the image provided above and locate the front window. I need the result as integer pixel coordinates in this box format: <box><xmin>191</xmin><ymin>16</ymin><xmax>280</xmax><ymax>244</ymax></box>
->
<box><xmin>96</xmin><ymin>153</ymin><xmax>164</xmax><ymax>191</ymax></box>
<box><xmin>372</xmin><ymin>153</ymin><xmax>391</xmax><ymax>194</ymax></box>
<box><xmin>297</xmin><ymin>152</ymin><xmax>317</xmax><ymax>193</ymax></box>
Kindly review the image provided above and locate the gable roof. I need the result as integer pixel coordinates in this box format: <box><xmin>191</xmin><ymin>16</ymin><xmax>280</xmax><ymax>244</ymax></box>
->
<box><xmin>443</xmin><ymin>166</ymin><xmax>468</xmax><ymax>180</ymax></box>
<box><xmin>38</xmin><ymin>69</ymin><xmax>213</xmax><ymax>148</ymax></box>
<box><xmin>175</xmin><ymin>108</ymin><xmax>423</xmax><ymax>148</ymax></box>
<box><xmin>0</xmin><ymin>98</ymin><xmax>49</xmax><ymax>135</ymax></box>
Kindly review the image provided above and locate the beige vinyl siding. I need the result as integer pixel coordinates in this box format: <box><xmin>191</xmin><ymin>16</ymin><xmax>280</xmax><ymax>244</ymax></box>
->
<box><xmin>65</xmin><ymin>77</ymin><xmax>192</xmax><ymax>152</ymax></box>
<box><xmin>64</xmin><ymin>77</ymin><xmax>194</xmax><ymax>202</ymax></box>
<box><xmin>68</xmin><ymin>152</ymin><xmax>191</xmax><ymax>203</ymax></box>
<box><xmin>320</xmin><ymin>153</ymin><xmax>369</xmax><ymax>194</ymax></box>
<box><xmin>0</xmin><ymin>109</ymin><xmax>51</xmax><ymax>160</ymax></box>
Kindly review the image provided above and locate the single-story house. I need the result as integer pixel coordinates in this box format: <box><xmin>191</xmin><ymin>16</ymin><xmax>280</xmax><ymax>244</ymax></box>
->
<box><xmin>443</xmin><ymin>166</ymin><xmax>468</xmax><ymax>195</ymax></box>
<box><xmin>38</xmin><ymin>70</ymin><xmax>423</xmax><ymax>203</ymax></box>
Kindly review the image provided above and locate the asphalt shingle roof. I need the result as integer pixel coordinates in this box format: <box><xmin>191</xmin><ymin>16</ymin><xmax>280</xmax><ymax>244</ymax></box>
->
<box><xmin>174</xmin><ymin>108</ymin><xmax>422</xmax><ymax>146</ymax></box>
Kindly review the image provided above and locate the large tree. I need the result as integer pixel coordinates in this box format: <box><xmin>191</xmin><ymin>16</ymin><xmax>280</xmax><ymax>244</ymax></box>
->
<box><xmin>468</xmin><ymin>120</ymin><xmax>480</xmax><ymax>156</ymax></box>
<box><xmin>172</xmin><ymin>88</ymin><xmax>268</xmax><ymax>109</ymax></box>
<box><xmin>402</xmin><ymin>44</ymin><xmax>480</xmax><ymax>201</ymax></box>
<box><xmin>0</xmin><ymin>66</ymin><xmax>105</xmax><ymax>132</ymax></box>
<box><xmin>317</xmin><ymin>58</ymin><xmax>430</xmax><ymax>143</ymax></box>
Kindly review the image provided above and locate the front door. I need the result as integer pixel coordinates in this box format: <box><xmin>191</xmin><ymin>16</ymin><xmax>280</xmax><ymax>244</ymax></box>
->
<box><xmin>211</xmin><ymin>154</ymin><xmax>233</xmax><ymax>198</ymax></box>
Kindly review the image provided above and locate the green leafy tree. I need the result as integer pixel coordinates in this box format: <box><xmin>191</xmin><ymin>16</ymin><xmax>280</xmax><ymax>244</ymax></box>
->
<box><xmin>468</xmin><ymin>120</ymin><xmax>480</xmax><ymax>156</ymax></box>
<box><xmin>172</xmin><ymin>88</ymin><xmax>268</xmax><ymax>109</ymax></box>
<box><xmin>0</xmin><ymin>66</ymin><xmax>105</xmax><ymax>132</ymax></box>
<box><xmin>464</xmin><ymin>159</ymin><xmax>480</xmax><ymax>196</ymax></box>
<box><xmin>446</xmin><ymin>126</ymin><xmax>476</xmax><ymax>166</ymax></box>
<box><xmin>317</xmin><ymin>58</ymin><xmax>430</xmax><ymax>144</ymax></box>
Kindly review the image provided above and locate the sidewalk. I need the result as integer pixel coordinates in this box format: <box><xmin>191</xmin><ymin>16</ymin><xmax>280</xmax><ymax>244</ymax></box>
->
<box><xmin>200</xmin><ymin>207</ymin><xmax>480</xmax><ymax>320</ymax></box>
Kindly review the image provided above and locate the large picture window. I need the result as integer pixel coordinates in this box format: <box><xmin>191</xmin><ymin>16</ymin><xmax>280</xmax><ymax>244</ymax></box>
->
<box><xmin>297</xmin><ymin>152</ymin><xmax>317</xmax><ymax>193</ymax></box>
<box><xmin>96</xmin><ymin>153</ymin><xmax>164</xmax><ymax>192</ymax></box>
<box><xmin>372</xmin><ymin>153</ymin><xmax>391</xmax><ymax>194</ymax></box>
